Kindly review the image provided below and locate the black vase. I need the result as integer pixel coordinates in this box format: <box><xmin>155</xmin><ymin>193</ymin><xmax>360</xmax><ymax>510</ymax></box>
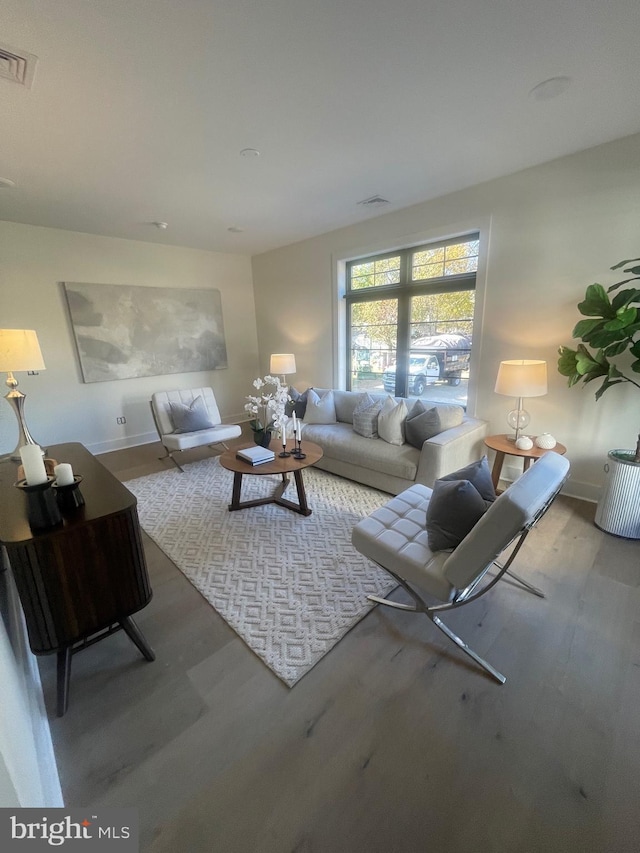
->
<box><xmin>253</xmin><ymin>430</ymin><xmax>272</xmax><ymax>448</ymax></box>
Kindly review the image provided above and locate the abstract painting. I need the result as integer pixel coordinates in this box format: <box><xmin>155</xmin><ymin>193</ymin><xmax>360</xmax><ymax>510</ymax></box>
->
<box><xmin>63</xmin><ymin>283</ymin><xmax>228</xmax><ymax>383</ymax></box>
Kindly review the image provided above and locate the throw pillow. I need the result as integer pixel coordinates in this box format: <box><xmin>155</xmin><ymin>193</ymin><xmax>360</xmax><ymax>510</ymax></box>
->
<box><xmin>169</xmin><ymin>395</ymin><xmax>215</xmax><ymax>433</ymax></box>
<box><xmin>285</xmin><ymin>387</ymin><xmax>310</xmax><ymax>418</ymax></box>
<box><xmin>425</xmin><ymin>479</ymin><xmax>489</xmax><ymax>552</ymax></box>
<box><xmin>303</xmin><ymin>388</ymin><xmax>337</xmax><ymax>424</ymax></box>
<box><xmin>440</xmin><ymin>455</ymin><xmax>497</xmax><ymax>503</ymax></box>
<box><xmin>352</xmin><ymin>393</ymin><xmax>383</xmax><ymax>439</ymax></box>
<box><xmin>377</xmin><ymin>396</ymin><xmax>408</xmax><ymax>446</ymax></box>
<box><xmin>405</xmin><ymin>402</ymin><xmax>464</xmax><ymax>448</ymax></box>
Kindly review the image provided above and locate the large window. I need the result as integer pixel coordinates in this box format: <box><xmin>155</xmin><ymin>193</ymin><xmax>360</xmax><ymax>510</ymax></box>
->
<box><xmin>346</xmin><ymin>235</ymin><xmax>478</xmax><ymax>406</ymax></box>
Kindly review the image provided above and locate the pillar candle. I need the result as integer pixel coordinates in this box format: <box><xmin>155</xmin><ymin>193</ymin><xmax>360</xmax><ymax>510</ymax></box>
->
<box><xmin>296</xmin><ymin>421</ymin><xmax>302</xmax><ymax>441</ymax></box>
<box><xmin>19</xmin><ymin>444</ymin><xmax>48</xmax><ymax>485</ymax></box>
<box><xmin>281</xmin><ymin>425</ymin><xmax>286</xmax><ymax>446</ymax></box>
<box><xmin>292</xmin><ymin>412</ymin><xmax>297</xmax><ymax>435</ymax></box>
<box><xmin>54</xmin><ymin>463</ymin><xmax>74</xmax><ymax>486</ymax></box>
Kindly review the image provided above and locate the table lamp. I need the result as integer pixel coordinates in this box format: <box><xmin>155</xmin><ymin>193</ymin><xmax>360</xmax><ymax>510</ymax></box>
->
<box><xmin>270</xmin><ymin>353</ymin><xmax>296</xmax><ymax>386</ymax></box>
<box><xmin>494</xmin><ymin>359</ymin><xmax>547</xmax><ymax>442</ymax></box>
<box><xmin>0</xmin><ymin>329</ymin><xmax>46</xmax><ymax>460</ymax></box>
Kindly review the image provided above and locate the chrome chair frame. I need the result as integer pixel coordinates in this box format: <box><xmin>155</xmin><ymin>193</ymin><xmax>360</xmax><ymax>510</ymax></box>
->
<box><xmin>365</xmin><ymin>472</ymin><xmax>568</xmax><ymax>684</ymax></box>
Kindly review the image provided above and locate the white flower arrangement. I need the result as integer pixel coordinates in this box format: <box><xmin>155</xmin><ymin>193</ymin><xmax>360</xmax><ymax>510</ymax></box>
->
<box><xmin>244</xmin><ymin>374</ymin><xmax>290</xmax><ymax>435</ymax></box>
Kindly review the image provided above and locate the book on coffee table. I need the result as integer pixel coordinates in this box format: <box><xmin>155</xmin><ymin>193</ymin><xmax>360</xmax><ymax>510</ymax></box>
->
<box><xmin>236</xmin><ymin>446</ymin><xmax>276</xmax><ymax>465</ymax></box>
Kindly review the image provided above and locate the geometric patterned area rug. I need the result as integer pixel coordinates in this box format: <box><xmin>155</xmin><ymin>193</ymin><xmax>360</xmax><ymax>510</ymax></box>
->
<box><xmin>125</xmin><ymin>458</ymin><xmax>396</xmax><ymax>686</ymax></box>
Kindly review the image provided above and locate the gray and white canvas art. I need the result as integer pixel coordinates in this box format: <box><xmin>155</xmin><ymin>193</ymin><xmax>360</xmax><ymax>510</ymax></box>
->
<box><xmin>63</xmin><ymin>282</ymin><xmax>228</xmax><ymax>382</ymax></box>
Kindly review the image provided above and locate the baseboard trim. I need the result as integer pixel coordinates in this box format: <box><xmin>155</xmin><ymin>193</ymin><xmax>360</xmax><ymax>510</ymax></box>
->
<box><xmin>86</xmin><ymin>431</ymin><xmax>159</xmax><ymax>455</ymax></box>
<box><xmin>500</xmin><ymin>464</ymin><xmax>598</xmax><ymax>504</ymax></box>
<box><xmin>87</xmin><ymin>413</ymin><xmax>247</xmax><ymax>456</ymax></box>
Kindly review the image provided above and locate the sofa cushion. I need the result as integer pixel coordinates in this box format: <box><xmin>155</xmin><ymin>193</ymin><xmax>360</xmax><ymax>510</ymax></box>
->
<box><xmin>301</xmin><ymin>421</ymin><xmax>420</xmax><ymax>481</ymax></box>
<box><xmin>378</xmin><ymin>396</ymin><xmax>407</xmax><ymax>446</ymax></box>
<box><xmin>169</xmin><ymin>395</ymin><xmax>215</xmax><ymax>433</ymax></box>
<box><xmin>304</xmin><ymin>389</ymin><xmax>337</xmax><ymax>424</ymax></box>
<box><xmin>440</xmin><ymin>455</ymin><xmax>496</xmax><ymax>503</ymax></box>
<box><xmin>405</xmin><ymin>401</ymin><xmax>464</xmax><ymax>447</ymax></box>
<box><xmin>352</xmin><ymin>393</ymin><xmax>383</xmax><ymax>439</ymax></box>
<box><xmin>425</xmin><ymin>478</ymin><xmax>489</xmax><ymax>552</ymax></box>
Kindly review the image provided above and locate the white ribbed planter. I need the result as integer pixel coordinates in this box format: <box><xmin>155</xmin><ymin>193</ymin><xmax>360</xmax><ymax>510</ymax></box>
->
<box><xmin>594</xmin><ymin>450</ymin><xmax>640</xmax><ymax>539</ymax></box>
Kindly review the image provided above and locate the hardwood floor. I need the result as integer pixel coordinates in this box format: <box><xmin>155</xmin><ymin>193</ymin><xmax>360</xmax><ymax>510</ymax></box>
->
<box><xmin>40</xmin><ymin>441</ymin><xmax>640</xmax><ymax>852</ymax></box>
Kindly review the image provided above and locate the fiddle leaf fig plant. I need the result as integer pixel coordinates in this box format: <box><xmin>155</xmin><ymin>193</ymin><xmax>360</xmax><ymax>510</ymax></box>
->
<box><xmin>558</xmin><ymin>257</ymin><xmax>640</xmax><ymax>462</ymax></box>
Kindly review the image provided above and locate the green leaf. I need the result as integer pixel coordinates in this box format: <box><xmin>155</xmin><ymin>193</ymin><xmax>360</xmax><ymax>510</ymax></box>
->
<box><xmin>575</xmin><ymin>349</ymin><xmax>608</xmax><ymax>378</ymax></box>
<box><xmin>577</xmin><ymin>283</ymin><xmax>614</xmax><ymax>318</ymax></box>
<box><xmin>631</xmin><ymin>340</ymin><xmax>640</xmax><ymax>359</ymax></box>
<box><xmin>607</xmin><ymin>277</ymin><xmax>640</xmax><ymax>293</ymax></box>
<box><xmin>604</xmin><ymin>340</ymin><xmax>628</xmax><ymax>357</ymax></box>
<box><xmin>557</xmin><ymin>346</ymin><xmax>579</xmax><ymax>377</ymax></box>
<box><xmin>587</xmin><ymin>328</ymin><xmax>627</xmax><ymax>348</ymax></box>
<box><xmin>611</xmin><ymin>289</ymin><xmax>640</xmax><ymax>310</ymax></box>
<box><xmin>632</xmin><ymin>360</ymin><xmax>640</xmax><ymax>374</ymax></box>
<box><xmin>595</xmin><ymin>377</ymin><xmax>624</xmax><ymax>400</ymax></box>
<box><xmin>572</xmin><ymin>318</ymin><xmax>602</xmax><ymax>339</ymax></box>
<box><xmin>611</xmin><ymin>258</ymin><xmax>640</xmax><ymax>270</ymax></box>
<box><xmin>604</xmin><ymin>306</ymin><xmax>638</xmax><ymax>330</ymax></box>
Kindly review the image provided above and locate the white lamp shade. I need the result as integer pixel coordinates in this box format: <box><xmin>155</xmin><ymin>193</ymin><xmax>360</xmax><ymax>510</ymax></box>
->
<box><xmin>270</xmin><ymin>353</ymin><xmax>296</xmax><ymax>375</ymax></box>
<box><xmin>0</xmin><ymin>329</ymin><xmax>46</xmax><ymax>372</ymax></box>
<box><xmin>494</xmin><ymin>360</ymin><xmax>547</xmax><ymax>398</ymax></box>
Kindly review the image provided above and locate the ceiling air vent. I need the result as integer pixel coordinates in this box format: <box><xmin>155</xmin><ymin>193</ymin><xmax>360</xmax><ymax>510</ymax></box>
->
<box><xmin>0</xmin><ymin>42</ymin><xmax>38</xmax><ymax>88</ymax></box>
<box><xmin>357</xmin><ymin>195</ymin><xmax>390</xmax><ymax>208</ymax></box>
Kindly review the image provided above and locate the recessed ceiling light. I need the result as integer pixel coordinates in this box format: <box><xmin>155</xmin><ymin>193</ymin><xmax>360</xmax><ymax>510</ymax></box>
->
<box><xmin>227</xmin><ymin>226</ymin><xmax>244</xmax><ymax>233</ymax></box>
<box><xmin>529</xmin><ymin>76</ymin><xmax>571</xmax><ymax>101</ymax></box>
<box><xmin>239</xmin><ymin>148</ymin><xmax>260</xmax><ymax>158</ymax></box>
<box><xmin>0</xmin><ymin>177</ymin><xmax>16</xmax><ymax>188</ymax></box>
<box><xmin>150</xmin><ymin>221</ymin><xmax>168</xmax><ymax>230</ymax></box>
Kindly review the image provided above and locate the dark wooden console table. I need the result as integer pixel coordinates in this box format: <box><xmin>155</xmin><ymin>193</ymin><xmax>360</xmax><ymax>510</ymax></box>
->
<box><xmin>0</xmin><ymin>442</ymin><xmax>155</xmax><ymax>716</ymax></box>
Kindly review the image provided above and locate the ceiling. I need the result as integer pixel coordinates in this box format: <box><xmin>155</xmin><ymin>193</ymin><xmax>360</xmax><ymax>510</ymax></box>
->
<box><xmin>1</xmin><ymin>0</ymin><xmax>640</xmax><ymax>256</ymax></box>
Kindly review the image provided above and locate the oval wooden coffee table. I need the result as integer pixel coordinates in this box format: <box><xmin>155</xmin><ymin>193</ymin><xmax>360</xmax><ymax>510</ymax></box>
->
<box><xmin>219</xmin><ymin>439</ymin><xmax>323</xmax><ymax>516</ymax></box>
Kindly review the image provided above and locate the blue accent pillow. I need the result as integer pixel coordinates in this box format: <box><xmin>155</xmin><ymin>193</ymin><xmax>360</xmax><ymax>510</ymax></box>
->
<box><xmin>440</xmin><ymin>455</ymin><xmax>497</xmax><ymax>503</ymax></box>
<box><xmin>405</xmin><ymin>401</ymin><xmax>464</xmax><ymax>448</ymax></box>
<box><xmin>426</xmin><ymin>479</ymin><xmax>489</xmax><ymax>552</ymax></box>
<box><xmin>285</xmin><ymin>387</ymin><xmax>309</xmax><ymax>418</ymax></box>
<box><xmin>169</xmin><ymin>395</ymin><xmax>215</xmax><ymax>433</ymax></box>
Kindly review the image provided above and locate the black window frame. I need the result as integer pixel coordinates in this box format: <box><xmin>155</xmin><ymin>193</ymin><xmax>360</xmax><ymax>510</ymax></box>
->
<box><xmin>345</xmin><ymin>234</ymin><xmax>478</xmax><ymax>397</ymax></box>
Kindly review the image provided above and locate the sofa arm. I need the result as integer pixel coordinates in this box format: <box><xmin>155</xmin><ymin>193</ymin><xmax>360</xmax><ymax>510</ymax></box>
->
<box><xmin>415</xmin><ymin>417</ymin><xmax>489</xmax><ymax>487</ymax></box>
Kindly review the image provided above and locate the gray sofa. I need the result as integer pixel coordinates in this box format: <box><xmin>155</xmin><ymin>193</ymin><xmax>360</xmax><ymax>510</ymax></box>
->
<box><xmin>299</xmin><ymin>388</ymin><xmax>488</xmax><ymax>495</ymax></box>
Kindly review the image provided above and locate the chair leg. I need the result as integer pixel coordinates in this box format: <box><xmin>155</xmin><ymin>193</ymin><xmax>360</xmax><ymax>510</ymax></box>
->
<box><xmin>367</xmin><ymin>594</ymin><xmax>418</xmax><ymax>612</ymax></box>
<box><xmin>158</xmin><ymin>446</ymin><xmax>184</xmax><ymax>472</ymax></box>
<box><xmin>208</xmin><ymin>442</ymin><xmax>230</xmax><ymax>452</ymax></box>
<box><xmin>430</xmin><ymin>613</ymin><xmax>506</xmax><ymax>684</ymax></box>
<box><xmin>503</xmin><ymin>567</ymin><xmax>545</xmax><ymax>598</ymax></box>
<box><xmin>368</xmin><ymin>582</ymin><xmax>506</xmax><ymax>684</ymax></box>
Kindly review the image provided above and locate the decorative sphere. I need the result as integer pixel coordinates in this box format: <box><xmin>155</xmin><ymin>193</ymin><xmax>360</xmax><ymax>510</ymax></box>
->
<box><xmin>515</xmin><ymin>435</ymin><xmax>534</xmax><ymax>450</ymax></box>
<box><xmin>535</xmin><ymin>432</ymin><xmax>556</xmax><ymax>449</ymax></box>
<box><xmin>507</xmin><ymin>408</ymin><xmax>530</xmax><ymax>432</ymax></box>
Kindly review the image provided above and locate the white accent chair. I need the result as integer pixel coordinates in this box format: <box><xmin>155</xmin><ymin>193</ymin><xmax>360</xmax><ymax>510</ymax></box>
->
<box><xmin>352</xmin><ymin>451</ymin><xmax>570</xmax><ymax>683</ymax></box>
<box><xmin>150</xmin><ymin>387</ymin><xmax>241</xmax><ymax>472</ymax></box>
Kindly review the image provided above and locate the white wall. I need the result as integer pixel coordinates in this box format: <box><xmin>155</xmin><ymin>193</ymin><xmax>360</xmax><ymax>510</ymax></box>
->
<box><xmin>0</xmin><ymin>554</ymin><xmax>64</xmax><ymax>807</ymax></box>
<box><xmin>0</xmin><ymin>222</ymin><xmax>259</xmax><ymax>456</ymax></box>
<box><xmin>251</xmin><ymin>133</ymin><xmax>640</xmax><ymax>501</ymax></box>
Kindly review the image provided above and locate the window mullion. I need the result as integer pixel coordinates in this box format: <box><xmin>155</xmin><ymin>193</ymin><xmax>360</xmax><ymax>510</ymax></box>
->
<box><xmin>393</xmin><ymin>251</ymin><xmax>411</xmax><ymax>396</ymax></box>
